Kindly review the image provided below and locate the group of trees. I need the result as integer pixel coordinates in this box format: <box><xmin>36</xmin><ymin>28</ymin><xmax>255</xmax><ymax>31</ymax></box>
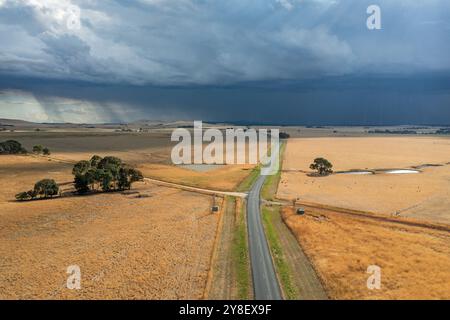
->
<box><xmin>15</xmin><ymin>155</ymin><xmax>143</xmax><ymax>201</ymax></box>
<box><xmin>0</xmin><ymin>140</ymin><xmax>51</xmax><ymax>155</ymax></box>
<box><xmin>15</xmin><ymin>179</ymin><xmax>59</xmax><ymax>201</ymax></box>
<box><xmin>0</xmin><ymin>140</ymin><xmax>27</xmax><ymax>154</ymax></box>
<box><xmin>72</xmin><ymin>155</ymin><xmax>143</xmax><ymax>194</ymax></box>
<box><xmin>279</xmin><ymin>132</ymin><xmax>290</xmax><ymax>139</ymax></box>
<box><xmin>32</xmin><ymin>145</ymin><xmax>51</xmax><ymax>155</ymax></box>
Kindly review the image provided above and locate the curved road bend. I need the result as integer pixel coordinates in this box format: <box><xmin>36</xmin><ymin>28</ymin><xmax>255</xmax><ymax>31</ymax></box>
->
<box><xmin>247</xmin><ymin>175</ymin><xmax>282</xmax><ymax>300</ymax></box>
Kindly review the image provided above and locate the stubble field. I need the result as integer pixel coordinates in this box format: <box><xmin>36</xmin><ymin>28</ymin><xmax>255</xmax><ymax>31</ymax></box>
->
<box><xmin>0</xmin><ymin>131</ymin><xmax>254</xmax><ymax>191</ymax></box>
<box><xmin>277</xmin><ymin>136</ymin><xmax>450</xmax><ymax>299</ymax></box>
<box><xmin>0</xmin><ymin>131</ymin><xmax>231</xmax><ymax>299</ymax></box>
<box><xmin>282</xmin><ymin>206</ymin><xmax>450</xmax><ymax>299</ymax></box>
<box><xmin>278</xmin><ymin>137</ymin><xmax>450</xmax><ymax>224</ymax></box>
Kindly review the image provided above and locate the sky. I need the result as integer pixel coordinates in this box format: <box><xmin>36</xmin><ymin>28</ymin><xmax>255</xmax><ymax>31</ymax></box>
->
<box><xmin>0</xmin><ymin>0</ymin><xmax>449</xmax><ymax>125</ymax></box>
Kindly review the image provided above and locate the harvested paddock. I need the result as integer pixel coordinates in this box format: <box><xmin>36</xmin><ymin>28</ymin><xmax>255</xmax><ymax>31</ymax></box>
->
<box><xmin>0</xmin><ymin>131</ymin><xmax>257</xmax><ymax>192</ymax></box>
<box><xmin>282</xmin><ymin>207</ymin><xmax>450</xmax><ymax>299</ymax></box>
<box><xmin>0</xmin><ymin>182</ymin><xmax>218</xmax><ymax>299</ymax></box>
<box><xmin>278</xmin><ymin>137</ymin><xmax>450</xmax><ymax>224</ymax></box>
<box><xmin>0</xmin><ymin>153</ymin><xmax>220</xmax><ymax>299</ymax></box>
<box><xmin>139</xmin><ymin>163</ymin><xmax>255</xmax><ymax>192</ymax></box>
<box><xmin>0</xmin><ymin>131</ymin><xmax>173</xmax><ymax>165</ymax></box>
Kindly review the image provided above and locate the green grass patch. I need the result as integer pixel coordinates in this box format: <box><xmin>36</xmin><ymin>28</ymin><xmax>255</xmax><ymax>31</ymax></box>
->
<box><xmin>261</xmin><ymin>167</ymin><xmax>281</xmax><ymax>201</ymax></box>
<box><xmin>262</xmin><ymin>205</ymin><xmax>298</xmax><ymax>300</ymax></box>
<box><xmin>261</xmin><ymin>141</ymin><xmax>286</xmax><ymax>200</ymax></box>
<box><xmin>236</xmin><ymin>166</ymin><xmax>260</xmax><ymax>192</ymax></box>
<box><xmin>232</xmin><ymin>198</ymin><xmax>251</xmax><ymax>299</ymax></box>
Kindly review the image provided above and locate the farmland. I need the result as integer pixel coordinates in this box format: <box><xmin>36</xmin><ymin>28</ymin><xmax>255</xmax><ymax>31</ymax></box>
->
<box><xmin>0</xmin><ymin>130</ymin><xmax>234</xmax><ymax>299</ymax></box>
<box><xmin>276</xmin><ymin>136</ymin><xmax>450</xmax><ymax>299</ymax></box>
<box><xmin>278</xmin><ymin>137</ymin><xmax>450</xmax><ymax>224</ymax></box>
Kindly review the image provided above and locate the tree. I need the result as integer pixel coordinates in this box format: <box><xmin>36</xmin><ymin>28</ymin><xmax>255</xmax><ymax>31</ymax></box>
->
<box><xmin>117</xmin><ymin>167</ymin><xmax>130</xmax><ymax>190</ymax></box>
<box><xmin>100</xmin><ymin>170</ymin><xmax>114</xmax><ymax>192</ymax></box>
<box><xmin>309</xmin><ymin>157</ymin><xmax>333</xmax><ymax>176</ymax></box>
<box><xmin>33</xmin><ymin>145</ymin><xmax>44</xmax><ymax>154</ymax></box>
<box><xmin>129</xmin><ymin>168</ymin><xmax>143</xmax><ymax>184</ymax></box>
<box><xmin>279</xmin><ymin>132</ymin><xmax>290</xmax><ymax>139</ymax></box>
<box><xmin>72</xmin><ymin>160</ymin><xmax>91</xmax><ymax>176</ymax></box>
<box><xmin>84</xmin><ymin>168</ymin><xmax>98</xmax><ymax>190</ymax></box>
<box><xmin>98</xmin><ymin>156</ymin><xmax>122</xmax><ymax>189</ymax></box>
<box><xmin>98</xmin><ymin>156</ymin><xmax>122</xmax><ymax>169</ymax></box>
<box><xmin>27</xmin><ymin>189</ymin><xmax>38</xmax><ymax>199</ymax></box>
<box><xmin>118</xmin><ymin>166</ymin><xmax>144</xmax><ymax>190</ymax></box>
<box><xmin>90</xmin><ymin>155</ymin><xmax>102</xmax><ymax>167</ymax></box>
<box><xmin>0</xmin><ymin>140</ymin><xmax>26</xmax><ymax>154</ymax></box>
<box><xmin>74</xmin><ymin>174</ymin><xmax>90</xmax><ymax>194</ymax></box>
<box><xmin>34</xmin><ymin>179</ymin><xmax>59</xmax><ymax>198</ymax></box>
<box><xmin>43</xmin><ymin>147</ymin><xmax>51</xmax><ymax>155</ymax></box>
<box><xmin>92</xmin><ymin>168</ymin><xmax>104</xmax><ymax>190</ymax></box>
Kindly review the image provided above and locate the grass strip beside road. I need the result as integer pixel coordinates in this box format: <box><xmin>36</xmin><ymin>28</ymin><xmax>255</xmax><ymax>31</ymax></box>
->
<box><xmin>262</xmin><ymin>205</ymin><xmax>298</xmax><ymax>299</ymax></box>
<box><xmin>236</xmin><ymin>166</ymin><xmax>260</xmax><ymax>192</ymax></box>
<box><xmin>233</xmin><ymin>198</ymin><xmax>252</xmax><ymax>299</ymax></box>
<box><xmin>261</xmin><ymin>141</ymin><xmax>286</xmax><ymax>200</ymax></box>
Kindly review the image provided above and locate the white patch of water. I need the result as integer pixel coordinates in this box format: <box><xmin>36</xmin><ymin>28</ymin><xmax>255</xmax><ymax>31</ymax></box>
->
<box><xmin>340</xmin><ymin>171</ymin><xmax>373</xmax><ymax>175</ymax></box>
<box><xmin>385</xmin><ymin>169</ymin><xmax>419</xmax><ymax>174</ymax></box>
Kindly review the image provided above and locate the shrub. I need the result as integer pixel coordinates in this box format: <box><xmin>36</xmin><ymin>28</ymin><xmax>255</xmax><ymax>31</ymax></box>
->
<box><xmin>33</xmin><ymin>145</ymin><xmax>44</xmax><ymax>154</ymax></box>
<box><xmin>15</xmin><ymin>180</ymin><xmax>59</xmax><ymax>201</ymax></box>
<box><xmin>15</xmin><ymin>191</ymin><xmax>31</xmax><ymax>201</ymax></box>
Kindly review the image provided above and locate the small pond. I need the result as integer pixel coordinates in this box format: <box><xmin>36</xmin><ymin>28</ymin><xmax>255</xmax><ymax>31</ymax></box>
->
<box><xmin>339</xmin><ymin>171</ymin><xmax>374</xmax><ymax>175</ymax></box>
<box><xmin>384</xmin><ymin>169</ymin><xmax>420</xmax><ymax>174</ymax></box>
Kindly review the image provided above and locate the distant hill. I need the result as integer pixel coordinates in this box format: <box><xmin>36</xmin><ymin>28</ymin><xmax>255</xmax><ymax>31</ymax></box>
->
<box><xmin>0</xmin><ymin>118</ymin><xmax>234</xmax><ymax>131</ymax></box>
<box><xmin>0</xmin><ymin>118</ymin><xmax>43</xmax><ymax>127</ymax></box>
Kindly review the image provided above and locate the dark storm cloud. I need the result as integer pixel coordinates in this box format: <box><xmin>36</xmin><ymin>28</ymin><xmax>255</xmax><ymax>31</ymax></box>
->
<box><xmin>2</xmin><ymin>74</ymin><xmax>449</xmax><ymax>125</ymax></box>
<box><xmin>0</xmin><ymin>0</ymin><xmax>449</xmax><ymax>124</ymax></box>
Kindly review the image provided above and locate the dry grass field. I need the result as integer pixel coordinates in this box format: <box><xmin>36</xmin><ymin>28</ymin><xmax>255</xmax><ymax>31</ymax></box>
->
<box><xmin>0</xmin><ymin>130</ymin><xmax>229</xmax><ymax>299</ymax></box>
<box><xmin>0</xmin><ymin>131</ymin><xmax>174</xmax><ymax>164</ymax></box>
<box><xmin>282</xmin><ymin>207</ymin><xmax>450</xmax><ymax>299</ymax></box>
<box><xmin>277</xmin><ymin>136</ymin><xmax>450</xmax><ymax>299</ymax></box>
<box><xmin>139</xmin><ymin>163</ymin><xmax>254</xmax><ymax>191</ymax></box>
<box><xmin>0</xmin><ymin>154</ymin><xmax>219</xmax><ymax>299</ymax></box>
<box><xmin>0</xmin><ymin>131</ymin><xmax>255</xmax><ymax>191</ymax></box>
<box><xmin>278</xmin><ymin>137</ymin><xmax>450</xmax><ymax>224</ymax></box>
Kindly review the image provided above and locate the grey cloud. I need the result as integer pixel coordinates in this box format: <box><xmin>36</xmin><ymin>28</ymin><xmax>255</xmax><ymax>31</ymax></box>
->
<box><xmin>0</xmin><ymin>0</ymin><xmax>448</xmax><ymax>85</ymax></box>
<box><xmin>0</xmin><ymin>0</ymin><xmax>449</xmax><ymax>125</ymax></box>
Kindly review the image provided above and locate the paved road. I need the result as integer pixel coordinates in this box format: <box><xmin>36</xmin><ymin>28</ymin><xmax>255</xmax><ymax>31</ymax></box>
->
<box><xmin>247</xmin><ymin>175</ymin><xmax>282</xmax><ymax>300</ymax></box>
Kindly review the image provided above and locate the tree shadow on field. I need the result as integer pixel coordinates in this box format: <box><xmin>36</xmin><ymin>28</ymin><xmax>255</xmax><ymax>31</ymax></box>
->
<box><xmin>306</xmin><ymin>172</ymin><xmax>332</xmax><ymax>178</ymax></box>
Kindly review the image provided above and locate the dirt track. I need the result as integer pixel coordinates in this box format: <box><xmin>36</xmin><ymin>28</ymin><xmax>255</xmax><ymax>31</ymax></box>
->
<box><xmin>295</xmin><ymin>201</ymin><xmax>450</xmax><ymax>234</ymax></box>
<box><xmin>270</xmin><ymin>207</ymin><xmax>328</xmax><ymax>300</ymax></box>
<box><xmin>207</xmin><ymin>197</ymin><xmax>237</xmax><ymax>299</ymax></box>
